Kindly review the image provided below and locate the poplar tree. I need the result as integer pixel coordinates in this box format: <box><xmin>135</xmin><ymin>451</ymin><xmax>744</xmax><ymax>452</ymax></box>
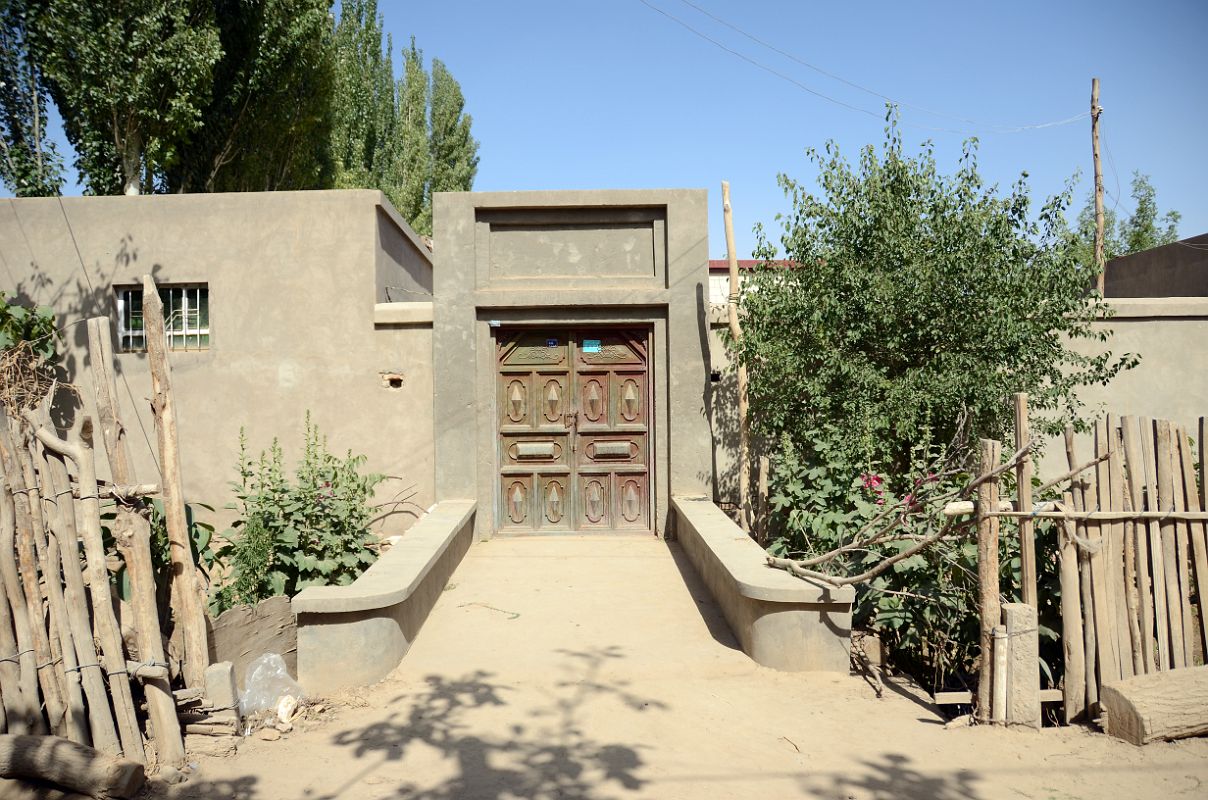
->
<box><xmin>33</xmin><ymin>0</ymin><xmax>222</xmax><ymax>195</ymax></box>
<box><xmin>0</xmin><ymin>0</ymin><xmax>62</xmax><ymax>196</ymax></box>
<box><xmin>168</xmin><ymin>0</ymin><xmax>336</xmax><ymax>192</ymax></box>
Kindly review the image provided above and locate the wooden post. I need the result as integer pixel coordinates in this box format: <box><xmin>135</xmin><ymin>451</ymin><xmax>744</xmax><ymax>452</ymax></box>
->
<box><xmin>1091</xmin><ymin>77</ymin><xmax>1106</xmax><ymax>295</ymax></box>
<box><xmin>756</xmin><ymin>455</ymin><xmax>770</xmax><ymax>543</ymax></box>
<box><xmin>1155</xmin><ymin>421</ymin><xmax>1188</xmax><ymax>667</ymax></box>
<box><xmin>26</xmin><ymin>440</ymin><xmax>88</xmax><ymax>745</ymax></box>
<box><xmin>1141</xmin><ymin>417</ymin><xmax>1173</xmax><ymax>670</ymax></box>
<box><xmin>86</xmin><ymin>318</ymin><xmax>185</xmax><ymax>767</ymax></box>
<box><xmin>141</xmin><ymin>276</ymin><xmax>209</xmax><ymax>689</ymax></box>
<box><xmin>40</xmin><ymin>453</ymin><xmax>122</xmax><ymax>755</ymax></box>
<box><xmin>1065</xmin><ymin>427</ymin><xmax>1098</xmax><ymax>710</ymax></box>
<box><xmin>1173</xmin><ymin>427</ymin><xmax>1205</xmax><ymax>665</ymax></box>
<box><xmin>1059</xmin><ymin>492</ymin><xmax>1086</xmax><ymax>723</ymax></box>
<box><xmin>721</xmin><ymin>182</ymin><xmax>751</xmax><ymax>534</ymax></box>
<box><xmin>31</xmin><ymin>424</ymin><xmax>144</xmax><ymax>762</ymax></box>
<box><xmin>1107</xmin><ymin>415</ymin><xmax>1136</xmax><ymax>679</ymax></box>
<box><xmin>1014</xmin><ymin>394</ymin><xmax>1036</xmax><ymax>607</ymax></box>
<box><xmin>976</xmin><ymin>438</ymin><xmax>1001</xmax><ymax>724</ymax></box>
<box><xmin>0</xmin><ymin>472</ymin><xmax>42</xmax><ymax>735</ymax></box>
<box><xmin>1120</xmin><ymin>417</ymin><xmax>1157</xmax><ymax>674</ymax></box>
<box><xmin>0</xmin><ymin>425</ymin><xmax>64</xmax><ymax>734</ymax></box>
<box><xmin>991</xmin><ymin>624</ymin><xmax>1008</xmax><ymax>724</ymax></box>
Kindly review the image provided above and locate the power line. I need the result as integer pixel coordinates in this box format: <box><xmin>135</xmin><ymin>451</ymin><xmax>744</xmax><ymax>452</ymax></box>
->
<box><xmin>638</xmin><ymin>0</ymin><xmax>1088</xmax><ymax>135</ymax></box>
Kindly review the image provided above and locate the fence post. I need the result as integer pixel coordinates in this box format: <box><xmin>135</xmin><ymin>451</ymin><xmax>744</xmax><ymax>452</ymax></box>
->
<box><xmin>976</xmin><ymin>438</ymin><xmax>1002</xmax><ymax>724</ymax></box>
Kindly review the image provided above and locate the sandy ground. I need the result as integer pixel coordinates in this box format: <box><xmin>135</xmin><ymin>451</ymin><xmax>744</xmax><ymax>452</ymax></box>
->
<box><xmin>159</xmin><ymin>536</ymin><xmax>1208</xmax><ymax>800</ymax></box>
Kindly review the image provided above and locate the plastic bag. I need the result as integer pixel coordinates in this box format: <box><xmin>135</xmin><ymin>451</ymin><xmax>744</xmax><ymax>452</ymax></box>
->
<box><xmin>239</xmin><ymin>653</ymin><xmax>304</xmax><ymax>717</ymax></box>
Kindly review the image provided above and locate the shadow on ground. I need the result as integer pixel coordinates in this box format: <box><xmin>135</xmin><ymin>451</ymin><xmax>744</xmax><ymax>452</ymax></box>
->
<box><xmin>311</xmin><ymin>645</ymin><xmax>666</xmax><ymax>800</ymax></box>
<box><xmin>796</xmin><ymin>753</ymin><xmax>982</xmax><ymax>800</ymax></box>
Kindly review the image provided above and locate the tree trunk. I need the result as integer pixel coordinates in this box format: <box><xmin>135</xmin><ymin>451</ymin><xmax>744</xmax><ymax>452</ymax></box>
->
<box><xmin>0</xmin><ymin>734</ymin><xmax>144</xmax><ymax>799</ymax></box>
<box><xmin>121</xmin><ymin>131</ymin><xmax>141</xmax><ymax>196</ymax></box>
<box><xmin>1101</xmin><ymin>665</ymin><xmax>1208</xmax><ymax>745</ymax></box>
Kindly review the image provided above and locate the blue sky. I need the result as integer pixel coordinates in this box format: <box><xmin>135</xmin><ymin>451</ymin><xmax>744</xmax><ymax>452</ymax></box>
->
<box><xmin>28</xmin><ymin>0</ymin><xmax>1208</xmax><ymax>258</ymax></box>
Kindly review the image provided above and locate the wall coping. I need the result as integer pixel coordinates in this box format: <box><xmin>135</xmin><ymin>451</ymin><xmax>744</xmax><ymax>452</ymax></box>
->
<box><xmin>1104</xmin><ymin>297</ymin><xmax>1208</xmax><ymax>319</ymax></box>
<box><xmin>374</xmin><ymin>301</ymin><xmax>434</xmax><ymax>326</ymax></box>
<box><xmin>293</xmin><ymin>500</ymin><xmax>475</xmax><ymax>614</ymax></box>
<box><xmin>671</xmin><ymin>496</ymin><xmax>855</xmax><ymax>603</ymax></box>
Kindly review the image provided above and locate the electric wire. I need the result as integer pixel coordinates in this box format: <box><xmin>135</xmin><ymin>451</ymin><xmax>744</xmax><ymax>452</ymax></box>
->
<box><xmin>637</xmin><ymin>0</ymin><xmax>1089</xmax><ymax>135</ymax></box>
<box><xmin>672</xmin><ymin>0</ymin><xmax>1089</xmax><ymax>133</ymax></box>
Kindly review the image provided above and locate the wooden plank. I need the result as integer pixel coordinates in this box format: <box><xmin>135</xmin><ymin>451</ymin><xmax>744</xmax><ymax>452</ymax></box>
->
<box><xmin>1140</xmin><ymin>417</ymin><xmax>1173</xmax><ymax>670</ymax></box>
<box><xmin>1107</xmin><ymin>415</ymin><xmax>1135</xmax><ymax>679</ymax></box>
<box><xmin>1169</xmin><ymin>426</ymin><xmax>1196</xmax><ymax>667</ymax></box>
<box><xmin>1120</xmin><ymin>416</ymin><xmax>1156</xmax><ymax>674</ymax></box>
<box><xmin>1015</xmin><ymin>394</ymin><xmax>1036</xmax><ymax>607</ymax></box>
<box><xmin>1155</xmin><ymin>420</ymin><xmax>1188</xmax><ymax>669</ymax></box>
<box><xmin>1100</xmin><ymin>665</ymin><xmax>1208</xmax><ymax>745</ymax></box>
<box><xmin>976</xmin><ymin>438</ymin><xmax>1002</xmax><ymax>724</ymax></box>
<box><xmin>1092</xmin><ymin>421</ymin><xmax>1122</xmax><ymax>685</ymax></box>
<box><xmin>1065</xmin><ymin>426</ymin><xmax>1099</xmax><ymax>710</ymax></box>
<box><xmin>1176</xmin><ymin>426</ymin><xmax>1208</xmax><ymax>663</ymax></box>
<box><xmin>141</xmin><ymin>276</ymin><xmax>210</xmax><ymax>690</ymax></box>
<box><xmin>1059</xmin><ymin>492</ymin><xmax>1086</xmax><ymax>723</ymax></box>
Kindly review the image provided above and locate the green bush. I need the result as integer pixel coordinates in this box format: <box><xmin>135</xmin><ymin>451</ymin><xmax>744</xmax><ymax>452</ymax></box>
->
<box><xmin>212</xmin><ymin>415</ymin><xmax>385</xmax><ymax>614</ymax></box>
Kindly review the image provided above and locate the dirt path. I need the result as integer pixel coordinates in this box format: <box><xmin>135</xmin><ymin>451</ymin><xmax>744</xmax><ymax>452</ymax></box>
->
<box><xmin>161</xmin><ymin>536</ymin><xmax>1208</xmax><ymax>799</ymax></box>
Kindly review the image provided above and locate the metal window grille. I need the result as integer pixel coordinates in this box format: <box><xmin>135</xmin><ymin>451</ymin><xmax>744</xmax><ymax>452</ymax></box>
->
<box><xmin>115</xmin><ymin>285</ymin><xmax>210</xmax><ymax>353</ymax></box>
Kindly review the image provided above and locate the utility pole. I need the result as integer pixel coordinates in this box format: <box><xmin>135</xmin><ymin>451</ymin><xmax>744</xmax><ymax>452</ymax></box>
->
<box><xmin>1091</xmin><ymin>78</ymin><xmax>1106</xmax><ymax>295</ymax></box>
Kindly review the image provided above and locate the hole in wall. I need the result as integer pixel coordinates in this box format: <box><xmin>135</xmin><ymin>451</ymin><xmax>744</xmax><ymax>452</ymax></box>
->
<box><xmin>380</xmin><ymin>372</ymin><xmax>404</xmax><ymax>390</ymax></box>
<box><xmin>710</xmin><ymin>369</ymin><xmax>721</xmax><ymax>383</ymax></box>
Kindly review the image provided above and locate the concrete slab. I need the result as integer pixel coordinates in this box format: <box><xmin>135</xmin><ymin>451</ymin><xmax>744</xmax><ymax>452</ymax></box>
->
<box><xmin>165</xmin><ymin>537</ymin><xmax>1208</xmax><ymax>800</ymax></box>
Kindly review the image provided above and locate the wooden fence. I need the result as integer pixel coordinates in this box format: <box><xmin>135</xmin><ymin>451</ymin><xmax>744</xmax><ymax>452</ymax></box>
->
<box><xmin>961</xmin><ymin>394</ymin><xmax>1208</xmax><ymax>732</ymax></box>
<box><xmin>0</xmin><ymin>282</ymin><xmax>217</xmax><ymax>769</ymax></box>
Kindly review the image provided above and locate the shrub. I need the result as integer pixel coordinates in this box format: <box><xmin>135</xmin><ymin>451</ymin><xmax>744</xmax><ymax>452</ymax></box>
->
<box><xmin>212</xmin><ymin>415</ymin><xmax>385</xmax><ymax>614</ymax></box>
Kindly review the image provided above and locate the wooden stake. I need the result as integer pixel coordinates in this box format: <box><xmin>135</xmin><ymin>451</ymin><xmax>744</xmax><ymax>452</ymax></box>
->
<box><xmin>40</xmin><ymin>453</ymin><xmax>122</xmax><ymax>755</ymax></box>
<box><xmin>1065</xmin><ymin>427</ymin><xmax>1098</xmax><ymax>710</ymax></box>
<box><xmin>1174</xmin><ymin>430</ymin><xmax>1203</xmax><ymax>667</ymax></box>
<box><xmin>1092</xmin><ymin>421</ymin><xmax>1122</xmax><ymax>685</ymax></box>
<box><xmin>141</xmin><ymin>276</ymin><xmax>209</xmax><ymax>689</ymax></box>
<box><xmin>756</xmin><ymin>455</ymin><xmax>770</xmax><ymax>543</ymax></box>
<box><xmin>31</xmin><ymin>424</ymin><xmax>144</xmax><ymax>762</ymax></box>
<box><xmin>721</xmin><ymin>183</ymin><xmax>751</xmax><ymax>534</ymax></box>
<box><xmin>1120</xmin><ymin>416</ymin><xmax>1156</xmax><ymax>674</ymax></box>
<box><xmin>1154</xmin><ymin>421</ymin><xmax>1187</xmax><ymax>668</ymax></box>
<box><xmin>0</xmin><ymin>432</ymin><xmax>45</xmax><ymax>736</ymax></box>
<box><xmin>1059</xmin><ymin>492</ymin><xmax>1086</xmax><ymax>724</ymax></box>
<box><xmin>1140</xmin><ymin>418</ymin><xmax>1172</xmax><ymax>671</ymax></box>
<box><xmin>1174</xmin><ymin>427</ymin><xmax>1206</xmax><ymax>665</ymax></box>
<box><xmin>27</xmin><ymin>440</ymin><xmax>88</xmax><ymax>745</ymax></box>
<box><xmin>1092</xmin><ymin>77</ymin><xmax>1106</xmax><ymax>295</ymax></box>
<box><xmin>1014</xmin><ymin>394</ymin><xmax>1036</xmax><ymax>607</ymax></box>
<box><xmin>1107</xmin><ymin>415</ymin><xmax>1135</xmax><ymax>679</ymax></box>
<box><xmin>86</xmin><ymin>318</ymin><xmax>185</xmax><ymax>768</ymax></box>
<box><xmin>0</xmin><ymin>425</ymin><xmax>65</xmax><ymax>733</ymax></box>
<box><xmin>976</xmin><ymin>438</ymin><xmax>1001</xmax><ymax>724</ymax></box>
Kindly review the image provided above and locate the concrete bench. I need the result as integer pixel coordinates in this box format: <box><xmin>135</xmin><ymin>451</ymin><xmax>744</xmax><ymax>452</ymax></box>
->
<box><xmin>293</xmin><ymin>500</ymin><xmax>476</xmax><ymax>693</ymax></box>
<box><xmin>671</xmin><ymin>496</ymin><xmax>854</xmax><ymax>672</ymax></box>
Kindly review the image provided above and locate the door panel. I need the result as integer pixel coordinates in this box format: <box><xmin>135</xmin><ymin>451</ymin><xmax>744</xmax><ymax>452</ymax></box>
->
<box><xmin>497</xmin><ymin>327</ymin><xmax>651</xmax><ymax>534</ymax></box>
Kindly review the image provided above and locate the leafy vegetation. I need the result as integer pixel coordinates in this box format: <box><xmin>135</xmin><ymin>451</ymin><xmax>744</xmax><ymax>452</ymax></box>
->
<box><xmin>1072</xmin><ymin>171</ymin><xmax>1182</xmax><ymax>265</ymax></box>
<box><xmin>0</xmin><ymin>290</ymin><xmax>54</xmax><ymax>358</ymax></box>
<box><xmin>738</xmin><ymin>113</ymin><xmax>1136</xmax><ymax>686</ymax></box>
<box><xmin>0</xmin><ymin>0</ymin><xmax>63</xmax><ymax>196</ymax></box>
<box><xmin>2</xmin><ymin>0</ymin><xmax>478</xmax><ymax>233</ymax></box>
<box><xmin>211</xmin><ymin>416</ymin><xmax>384</xmax><ymax>614</ymax></box>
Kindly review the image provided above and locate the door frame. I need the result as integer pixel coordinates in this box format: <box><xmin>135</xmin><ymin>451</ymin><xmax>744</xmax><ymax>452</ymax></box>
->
<box><xmin>478</xmin><ymin>309</ymin><xmax>667</xmax><ymax>538</ymax></box>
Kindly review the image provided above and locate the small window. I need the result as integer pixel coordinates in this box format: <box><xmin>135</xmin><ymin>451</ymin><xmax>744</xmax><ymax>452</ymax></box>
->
<box><xmin>115</xmin><ymin>284</ymin><xmax>210</xmax><ymax>352</ymax></box>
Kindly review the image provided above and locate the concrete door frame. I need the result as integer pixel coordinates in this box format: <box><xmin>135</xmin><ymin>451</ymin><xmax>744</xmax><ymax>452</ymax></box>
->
<box><xmin>432</xmin><ymin>189</ymin><xmax>714</xmax><ymax>542</ymax></box>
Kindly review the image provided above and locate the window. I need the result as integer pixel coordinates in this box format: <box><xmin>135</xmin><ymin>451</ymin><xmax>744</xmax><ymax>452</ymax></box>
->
<box><xmin>116</xmin><ymin>285</ymin><xmax>210</xmax><ymax>352</ymax></box>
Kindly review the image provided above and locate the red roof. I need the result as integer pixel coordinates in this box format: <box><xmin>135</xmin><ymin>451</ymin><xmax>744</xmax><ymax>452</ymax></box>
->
<box><xmin>708</xmin><ymin>259</ymin><xmax>795</xmax><ymax>272</ymax></box>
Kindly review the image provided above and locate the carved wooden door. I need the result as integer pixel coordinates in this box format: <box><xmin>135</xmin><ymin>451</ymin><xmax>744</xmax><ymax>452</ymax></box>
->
<box><xmin>497</xmin><ymin>328</ymin><xmax>650</xmax><ymax>533</ymax></box>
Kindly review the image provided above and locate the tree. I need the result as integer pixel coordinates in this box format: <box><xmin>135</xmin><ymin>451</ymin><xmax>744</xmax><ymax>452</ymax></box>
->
<box><xmin>167</xmin><ymin>0</ymin><xmax>335</xmax><ymax>193</ymax></box>
<box><xmin>32</xmin><ymin>0</ymin><xmax>222</xmax><ymax>195</ymax></box>
<box><xmin>328</xmin><ymin>1</ymin><xmax>477</xmax><ymax>235</ymax></box>
<box><xmin>738</xmin><ymin>113</ymin><xmax>1134</xmax><ymax>481</ymax></box>
<box><xmin>429</xmin><ymin>58</ymin><xmax>478</xmax><ymax>197</ymax></box>
<box><xmin>0</xmin><ymin>0</ymin><xmax>62</xmax><ymax>196</ymax></box>
<box><xmin>1073</xmin><ymin>172</ymin><xmax>1181</xmax><ymax>265</ymax></box>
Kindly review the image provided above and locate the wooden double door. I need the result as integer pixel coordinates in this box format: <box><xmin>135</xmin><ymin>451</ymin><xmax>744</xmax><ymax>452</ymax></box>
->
<box><xmin>496</xmin><ymin>328</ymin><xmax>651</xmax><ymax>533</ymax></box>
